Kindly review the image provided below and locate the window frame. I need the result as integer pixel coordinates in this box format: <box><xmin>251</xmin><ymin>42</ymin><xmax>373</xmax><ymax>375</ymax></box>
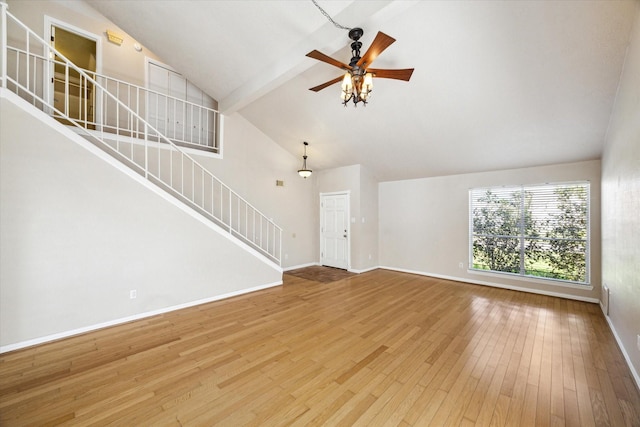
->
<box><xmin>468</xmin><ymin>181</ymin><xmax>590</xmax><ymax>286</ymax></box>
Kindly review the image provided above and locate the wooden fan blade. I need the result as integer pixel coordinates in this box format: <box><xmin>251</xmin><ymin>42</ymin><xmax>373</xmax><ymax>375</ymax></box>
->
<box><xmin>306</xmin><ymin>50</ymin><xmax>350</xmax><ymax>70</ymax></box>
<box><xmin>367</xmin><ymin>68</ymin><xmax>414</xmax><ymax>81</ymax></box>
<box><xmin>356</xmin><ymin>31</ymin><xmax>396</xmax><ymax>68</ymax></box>
<box><xmin>309</xmin><ymin>75</ymin><xmax>344</xmax><ymax>92</ymax></box>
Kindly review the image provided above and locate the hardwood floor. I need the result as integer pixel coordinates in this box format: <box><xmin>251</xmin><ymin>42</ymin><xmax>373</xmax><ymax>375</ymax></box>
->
<box><xmin>1</xmin><ymin>269</ymin><xmax>639</xmax><ymax>426</ymax></box>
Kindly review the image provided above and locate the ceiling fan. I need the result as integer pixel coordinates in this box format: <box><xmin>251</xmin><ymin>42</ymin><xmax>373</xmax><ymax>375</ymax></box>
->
<box><xmin>306</xmin><ymin>27</ymin><xmax>414</xmax><ymax>106</ymax></box>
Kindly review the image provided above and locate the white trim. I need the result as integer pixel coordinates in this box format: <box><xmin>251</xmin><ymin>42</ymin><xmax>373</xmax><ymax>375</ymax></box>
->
<box><xmin>378</xmin><ymin>265</ymin><xmax>599</xmax><ymax>304</ymax></box>
<box><xmin>283</xmin><ymin>263</ymin><xmax>377</xmax><ymax>274</ymax></box>
<box><xmin>468</xmin><ymin>182</ymin><xmax>592</xmax><ymax>286</ymax></box>
<box><xmin>145</xmin><ymin>56</ymin><xmax>179</xmax><ymax>78</ymax></box>
<box><xmin>467</xmin><ymin>268</ymin><xmax>594</xmax><ymax>291</ymax></box>
<box><xmin>70</xmin><ymin>127</ymin><xmax>223</xmax><ymax>160</ymax></box>
<box><xmin>349</xmin><ymin>266</ymin><xmax>378</xmax><ymax>274</ymax></box>
<box><xmin>0</xmin><ymin>280</ymin><xmax>283</xmax><ymax>354</ymax></box>
<box><xmin>44</xmin><ymin>16</ymin><xmax>102</xmax><ymax>74</ymax></box>
<box><xmin>217</xmin><ymin>113</ymin><xmax>224</xmax><ymax>159</ymax></box>
<box><xmin>44</xmin><ymin>16</ymin><xmax>102</xmax><ymax>118</ymax></box>
<box><xmin>600</xmin><ymin>305</ymin><xmax>640</xmax><ymax>392</ymax></box>
<box><xmin>1</xmin><ymin>88</ymin><xmax>280</xmax><ymax>271</ymax></box>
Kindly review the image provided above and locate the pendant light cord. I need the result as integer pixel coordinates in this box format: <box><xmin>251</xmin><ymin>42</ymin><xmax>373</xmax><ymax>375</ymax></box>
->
<box><xmin>311</xmin><ymin>0</ymin><xmax>352</xmax><ymax>30</ymax></box>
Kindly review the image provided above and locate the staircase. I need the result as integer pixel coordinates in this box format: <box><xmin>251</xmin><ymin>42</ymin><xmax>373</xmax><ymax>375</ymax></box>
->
<box><xmin>0</xmin><ymin>4</ymin><xmax>282</xmax><ymax>266</ymax></box>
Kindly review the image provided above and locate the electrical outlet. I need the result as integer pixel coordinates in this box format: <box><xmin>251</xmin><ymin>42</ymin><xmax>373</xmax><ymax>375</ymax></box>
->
<box><xmin>130</xmin><ymin>290</ymin><xmax>137</xmax><ymax>299</ymax></box>
<box><xmin>637</xmin><ymin>334</ymin><xmax>640</xmax><ymax>352</ymax></box>
<box><xmin>459</xmin><ymin>262</ymin><xmax>464</xmax><ymax>269</ymax></box>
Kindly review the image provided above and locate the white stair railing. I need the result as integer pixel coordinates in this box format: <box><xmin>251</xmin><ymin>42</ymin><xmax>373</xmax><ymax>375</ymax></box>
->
<box><xmin>0</xmin><ymin>4</ymin><xmax>282</xmax><ymax>265</ymax></box>
<box><xmin>74</xmin><ymin>68</ymin><xmax>219</xmax><ymax>153</ymax></box>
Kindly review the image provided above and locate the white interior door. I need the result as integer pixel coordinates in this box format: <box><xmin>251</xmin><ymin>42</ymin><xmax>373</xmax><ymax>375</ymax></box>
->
<box><xmin>320</xmin><ymin>193</ymin><xmax>350</xmax><ymax>270</ymax></box>
<box><xmin>147</xmin><ymin>60</ymin><xmax>214</xmax><ymax>147</ymax></box>
<box><xmin>147</xmin><ymin>61</ymin><xmax>186</xmax><ymax>139</ymax></box>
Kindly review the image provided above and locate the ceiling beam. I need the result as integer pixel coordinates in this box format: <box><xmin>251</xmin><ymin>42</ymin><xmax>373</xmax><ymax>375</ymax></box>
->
<box><xmin>218</xmin><ymin>0</ymin><xmax>420</xmax><ymax>114</ymax></box>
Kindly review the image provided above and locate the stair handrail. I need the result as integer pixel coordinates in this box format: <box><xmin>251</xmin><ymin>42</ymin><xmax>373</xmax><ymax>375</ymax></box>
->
<box><xmin>8</xmin><ymin>46</ymin><xmax>221</xmax><ymax>152</ymax></box>
<box><xmin>0</xmin><ymin>4</ymin><xmax>282</xmax><ymax>265</ymax></box>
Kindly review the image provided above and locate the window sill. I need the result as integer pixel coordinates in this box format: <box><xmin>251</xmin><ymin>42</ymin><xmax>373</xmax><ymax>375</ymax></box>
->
<box><xmin>467</xmin><ymin>268</ymin><xmax>593</xmax><ymax>291</ymax></box>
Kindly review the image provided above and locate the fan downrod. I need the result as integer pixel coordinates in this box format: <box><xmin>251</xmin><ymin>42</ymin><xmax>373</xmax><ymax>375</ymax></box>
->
<box><xmin>348</xmin><ymin>28</ymin><xmax>364</xmax><ymax>67</ymax></box>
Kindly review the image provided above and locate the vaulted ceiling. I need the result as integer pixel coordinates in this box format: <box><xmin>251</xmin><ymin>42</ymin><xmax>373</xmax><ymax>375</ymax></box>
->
<box><xmin>87</xmin><ymin>0</ymin><xmax>638</xmax><ymax>182</ymax></box>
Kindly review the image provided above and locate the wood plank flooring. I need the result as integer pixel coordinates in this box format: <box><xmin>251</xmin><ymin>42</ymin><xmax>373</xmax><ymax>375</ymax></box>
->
<box><xmin>1</xmin><ymin>269</ymin><xmax>639</xmax><ymax>426</ymax></box>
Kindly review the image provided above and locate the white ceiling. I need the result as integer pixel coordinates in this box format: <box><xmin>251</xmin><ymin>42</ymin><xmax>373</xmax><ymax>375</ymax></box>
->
<box><xmin>86</xmin><ymin>0</ymin><xmax>637</xmax><ymax>182</ymax></box>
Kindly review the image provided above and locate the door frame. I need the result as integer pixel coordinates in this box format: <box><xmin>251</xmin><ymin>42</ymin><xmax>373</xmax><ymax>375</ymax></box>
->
<box><xmin>319</xmin><ymin>191</ymin><xmax>351</xmax><ymax>270</ymax></box>
<box><xmin>145</xmin><ymin>58</ymin><xmax>220</xmax><ymax>153</ymax></box>
<box><xmin>44</xmin><ymin>16</ymin><xmax>102</xmax><ymax>119</ymax></box>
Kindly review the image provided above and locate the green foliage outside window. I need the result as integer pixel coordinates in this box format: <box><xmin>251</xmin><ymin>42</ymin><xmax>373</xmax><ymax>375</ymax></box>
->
<box><xmin>471</xmin><ymin>183</ymin><xmax>589</xmax><ymax>284</ymax></box>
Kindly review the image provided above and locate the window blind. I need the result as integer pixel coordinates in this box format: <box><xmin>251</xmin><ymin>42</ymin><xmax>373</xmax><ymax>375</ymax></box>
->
<box><xmin>470</xmin><ymin>182</ymin><xmax>589</xmax><ymax>284</ymax></box>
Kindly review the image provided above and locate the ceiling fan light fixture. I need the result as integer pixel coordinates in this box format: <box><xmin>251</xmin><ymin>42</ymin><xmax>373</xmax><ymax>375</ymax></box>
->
<box><xmin>306</xmin><ymin>23</ymin><xmax>414</xmax><ymax>108</ymax></box>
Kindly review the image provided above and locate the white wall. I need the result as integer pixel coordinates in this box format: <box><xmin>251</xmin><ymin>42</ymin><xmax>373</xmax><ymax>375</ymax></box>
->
<box><xmin>197</xmin><ymin>113</ymin><xmax>318</xmax><ymax>269</ymax></box>
<box><xmin>7</xmin><ymin>0</ymin><xmax>159</xmax><ymax>87</ymax></box>
<box><xmin>317</xmin><ymin>165</ymin><xmax>359</xmax><ymax>271</ymax></box>
<box><xmin>5</xmin><ymin>0</ymin><xmax>319</xmax><ymax>270</ymax></box>
<box><xmin>379</xmin><ymin>160</ymin><xmax>601</xmax><ymax>301</ymax></box>
<box><xmin>7</xmin><ymin>0</ymin><xmax>159</xmax><ymax>86</ymax></box>
<box><xmin>0</xmin><ymin>0</ymin><xmax>321</xmax><ymax>350</ymax></box>
<box><xmin>0</xmin><ymin>95</ymin><xmax>282</xmax><ymax>350</ymax></box>
<box><xmin>355</xmin><ymin>165</ymin><xmax>379</xmax><ymax>271</ymax></box>
<box><xmin>601</xmin><ymin>1</ymin><xmax>640</xmax><ymax>385</ymax></box>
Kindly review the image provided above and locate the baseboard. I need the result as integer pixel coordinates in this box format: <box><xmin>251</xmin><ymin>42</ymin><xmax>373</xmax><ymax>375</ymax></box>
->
<box><xmin>378</xmin><ymin>266</ymin><xmax>599</xmax><ymax>304</ymax></box>
<box><xmin>0</xmin><ymin>280</ymin><xmax>283</xmax><ymax>354</ymax></box>
<box><xmin>349</xmin><ymin>266</ymin><xmax>379</xmax><ymax>274</ymax></box>
<box><xmin>283</xmin><ymin>263</ymin><xmax>379</xmax><ymax>275</ymax></box>
<box><xmin>600</xmin><ymin>305</ymin><xmax>640</xmax><ymax>393</ymax></box>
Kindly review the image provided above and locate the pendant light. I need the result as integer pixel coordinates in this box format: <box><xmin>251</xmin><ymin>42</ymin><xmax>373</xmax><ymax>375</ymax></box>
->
<box><xmin>298</xmin><ymin>142</ymin><xmax>312</xmax><ymax>178</ymax></box>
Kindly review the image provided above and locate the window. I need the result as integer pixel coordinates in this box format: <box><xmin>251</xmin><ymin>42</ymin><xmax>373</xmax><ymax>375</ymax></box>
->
<box><xmin>470</xmin><ymin>182</ymin><xmax>589</xmax><ymax>284</ymax></box>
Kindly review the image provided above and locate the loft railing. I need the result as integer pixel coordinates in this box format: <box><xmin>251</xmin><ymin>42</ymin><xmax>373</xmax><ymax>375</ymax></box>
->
<box><xmin>59</xmin><ymin>68</ymin><xmax>220</xmax><ymax>153</ymax></box>
<box><xmin>0</xmin><ymin>3</ymin><xmax>282</xmax><ymax>265</ymax></box>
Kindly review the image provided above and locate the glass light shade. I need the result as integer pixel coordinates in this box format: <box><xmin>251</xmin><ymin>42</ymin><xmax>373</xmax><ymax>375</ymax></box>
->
<box><xmin>360</xmin><ymin>72</ymin><xmax>373</xmax><ymax>100</ymax></box>
<box><xmin>341</xmin><ymin>72</ymin><xmax>353</xmax><ymax>101</ymax></box>
<box><xmin>298</xmin><ymin>169</ymin><xmax>312</xmax><ymax>179</ymax></box>
<box><xmin>341</xmin><ymin>72</ymin><xmax>353</xmax><ymax>91</ymax></box>
<box><xmin>362</xmin><ymin>73</ymin><xmax>373</xmax><ymax>92</ymax></box>
<box><xmin>363</xmin><ymin>72</ymin><xmax>373</xmax><ymax>89</ymax></box>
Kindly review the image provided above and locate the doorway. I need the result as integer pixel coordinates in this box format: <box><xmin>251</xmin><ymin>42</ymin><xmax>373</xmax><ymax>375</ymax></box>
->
<box><xmin>320</xmin><ymin>192</ymin><xmax>350</xmax><ymax>270</ymax></box>
<box><xmin>49</xmin><ymin>22</ymin><xmax>98</xmax><ymax>128</ymax></box>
